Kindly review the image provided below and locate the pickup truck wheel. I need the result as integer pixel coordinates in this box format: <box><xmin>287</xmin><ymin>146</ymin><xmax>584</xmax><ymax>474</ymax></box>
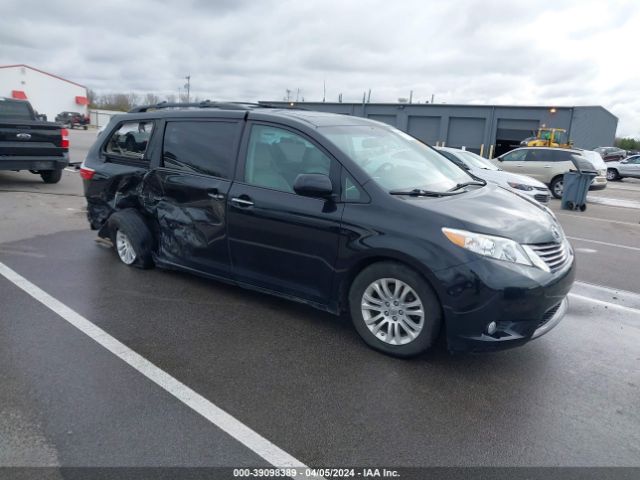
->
<box><xmin>107</xmin><ymin>210</ymin><xmax>154</xmax><ymax>269</ymax></box>
<box><xmin>349</xmin><ymin>261</ymin><xmax>441</xmax><ymax>357</ymax></box>
<box><xmin>40</xmin><ymin>169</ymin><xmax>63</xmax><ymax>184</ymax></box>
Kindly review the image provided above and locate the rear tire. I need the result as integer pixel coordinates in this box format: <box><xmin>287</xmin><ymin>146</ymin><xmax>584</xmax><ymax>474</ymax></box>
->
<box><xmin>107</xmin><ymin>209</ymin><xmax>155</xmax><ymax>269</ymax></box>
<box><xmin>40</xmin><ymin>169</ymin><xmax>63</xmax><ymax>184</ymax></box>
<box><xmin>349</xmin><ymin>261</ymin><xmax>441</xmax><ymax>357</ymax></box>
<box><xmin>550</xmin><ymin>176</ymin><xmax>564</xmax><ymax>199</ymax></box>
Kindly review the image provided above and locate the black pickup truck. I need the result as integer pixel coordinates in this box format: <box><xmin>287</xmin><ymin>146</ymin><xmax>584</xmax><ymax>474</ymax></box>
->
<box><xmin>0</xmin><ymin>97</ymin><xmax>69</xmax><ymax>183</ymax></box>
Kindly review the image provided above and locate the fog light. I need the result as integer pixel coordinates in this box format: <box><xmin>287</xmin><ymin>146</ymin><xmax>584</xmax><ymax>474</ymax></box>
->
<box><xmin>487</xmin><ymin>322</ymin><xmax>497</xmax><ymax>335</ymax></box>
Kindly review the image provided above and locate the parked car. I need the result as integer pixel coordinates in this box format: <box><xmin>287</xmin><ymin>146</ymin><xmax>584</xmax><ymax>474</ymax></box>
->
<box><xmin>606</xmin><ymin>155</ymin><xmax>640</xmax><ymax>180</ymax></box>
<box><xmin>494</xmin><ymin>147</ymin><xmax>607</xmax><ymax>199</ymax></box>
<box><xmin>81</xmin><ymin>103</ymin><xmax>574</xmax><ymax>357</ymax></box>
<box><xmin>55</xmin><ymin>111</ymin><xmax>90</xmax><ymax>130</ymax></box>
<box><xmin>594</xmin><ymin>146</ymin><xmax>626</xmax><ymax>162</ymax></box>
<box><xmin>436</xmin><ymin>147</ymin><xmax>551</xmax><ymax>204</ymax></box>
<box><xmin>0</xmin><ymin>97</ymin><xmax>69</xmax><ymax>183</ymax></box>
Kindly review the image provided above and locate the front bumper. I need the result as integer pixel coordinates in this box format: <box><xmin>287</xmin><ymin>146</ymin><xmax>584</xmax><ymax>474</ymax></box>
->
<box><xmin>437</xmin><ymin>252</ymin><xmax>575</xmax><ymax>353</ymax></box>
<box><xmin>0</xmin><ymin>154</ymin><xmax>69</xmax><ymax>171</ymax></box>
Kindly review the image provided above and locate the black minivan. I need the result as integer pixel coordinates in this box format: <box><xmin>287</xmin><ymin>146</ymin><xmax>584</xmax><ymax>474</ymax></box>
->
<box><xmin>81</xmin><ymin>102</ymin><xmax>575</xmax><ymax>357</ymax></box>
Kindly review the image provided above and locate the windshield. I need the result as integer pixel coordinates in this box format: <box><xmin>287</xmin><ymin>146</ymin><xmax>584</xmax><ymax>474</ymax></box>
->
<box><xmin>322</xmin><ymin>125</ymin><xmax>472</xmax><ymax>192</ymax></box>
<box><xmin>453</xmin><ymin>150</ymin><xmax>500</xmax><ymax>171</ymax></box>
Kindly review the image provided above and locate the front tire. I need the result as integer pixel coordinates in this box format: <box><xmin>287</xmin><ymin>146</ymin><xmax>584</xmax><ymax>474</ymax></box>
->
<box><xmin>107</xmin><ymin>209</ymin><xmax>155</xmax><ymax>269</ymax></box>
<box><xmin>550</xmin><ymin>176</ymin><xmax>564</xmax><ymax>199</ymax></box>
<box><xmin>40</xmin><ymin>169</ymin><xmax>63</xmax><ymax>184</ymax></box>
<box><xmin>606</xmin><ymin>169</ymin><xmax>620</xmax><ymax>181</ymax></box>
<box><xmin>349</xmin><ymin>261</ymin><xmax>441</xmax><ymax>357</ymax></box>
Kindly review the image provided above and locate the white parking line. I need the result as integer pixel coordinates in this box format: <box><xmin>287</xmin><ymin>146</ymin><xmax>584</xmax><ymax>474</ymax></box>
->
<box><xmin>0</xmin><ymin>261</ymin><xmax>316</xmax><ymax>475</ymax></box>
<box><xmin>567</xmin><ymin>236</ymin><xmax>640</xmax><ymax>252</ymax></box>
<box><xmin>555</xmin><ymin>212</ymin><xmax>640</xmax><ymax>228</ymax></box>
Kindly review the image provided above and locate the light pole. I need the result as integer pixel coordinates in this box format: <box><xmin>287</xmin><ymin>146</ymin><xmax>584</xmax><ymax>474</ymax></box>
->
<box><xmin>184</xmin><ymin>75</ymin><xmax>191</xmax><ymax>103</ymax></box>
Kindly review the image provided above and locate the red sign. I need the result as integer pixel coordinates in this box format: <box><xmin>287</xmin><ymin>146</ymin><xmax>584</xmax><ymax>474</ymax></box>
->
<box><xmin>75</xmin><ymin>96</ymin><xmax>89</xmax><ymax>105</ymax></box>
<box><xmin>11</xmin><ymin>90</ymin><xmax>27</xmax><ymax>99</ymax></box>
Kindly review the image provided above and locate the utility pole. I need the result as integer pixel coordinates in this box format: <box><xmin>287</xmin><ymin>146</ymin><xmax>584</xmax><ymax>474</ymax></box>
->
<box><xmin>431</xmin><ymin>93</ymin><xmax>435</xmax><ymax>104</ymax></box>
<box><xmin>296</xmin><ymin>88</ymin><xmax>300</xmax><ymax>102</ymax></box>
<box><xmin>184</xmin><ymin>75</ymin><xmax>191</xmax><ymax>103</ymax></box>
<box><xmin>367</xmin><ymin>89</ymin><xmax>371</xmax><ymax>103</ymax></box>
<box><xmin>409</xmin><ymin>90</ymin><xmax>413</xmax><ymax>104</ymax></box>
<box><xmin>323</xmin><ymin>80</ymin><xmax>326</xmax><ymax>103</ymax></box>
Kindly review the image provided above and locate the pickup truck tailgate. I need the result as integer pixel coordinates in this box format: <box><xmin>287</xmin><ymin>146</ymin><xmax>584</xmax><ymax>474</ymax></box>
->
<box><xmin>0</xmin><ymin>120</ymin><xmax>65</xmax><ymax>157</ymax></box>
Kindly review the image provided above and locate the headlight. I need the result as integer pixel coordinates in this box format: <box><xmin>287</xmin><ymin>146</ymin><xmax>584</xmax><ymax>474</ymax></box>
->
<box><xmin>442</xmin><ymin>228</ymin><xmax>533</xmax><ymax>267</ymax></box>
<box><xmin>508</xmin><ymin>181</ymin><xmax>534</xmax><ymax>191</ymax></box>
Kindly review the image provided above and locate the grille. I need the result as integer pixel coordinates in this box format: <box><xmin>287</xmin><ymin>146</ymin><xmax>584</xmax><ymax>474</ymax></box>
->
<box><xmin>538</xmin><ymin>302</ymin><xmax>562</xmax><ymax>328</ymax></box>
<box><xmin>528</xmin><ymin>241</ymin><xmax>569</xmax><ymax>273</ymax></box>
<box><xmin>534</xmin><ymin>193</ymin><xmax>550</xmax><ymax>203</ymax></box>
<box><xmin>534</xmin><ymin>186</ymin><xmax>548</xmax><ymax>192</ymax></box>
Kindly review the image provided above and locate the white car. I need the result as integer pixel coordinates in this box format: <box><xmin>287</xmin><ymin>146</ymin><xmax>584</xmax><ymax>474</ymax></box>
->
<box><xmin>436</xmin><ymin>147</ymin><xmax>551</xmax><ymax>204</ymax></box>
<box><xmin>606</xmin><ymin>155</ymin><xmax>640</xmax><ymax>180</ymax></box>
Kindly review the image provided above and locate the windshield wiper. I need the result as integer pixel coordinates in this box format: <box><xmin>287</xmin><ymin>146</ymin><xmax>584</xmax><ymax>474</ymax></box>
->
<box><xmin>389</xmin><ymin>188</ymin><xmax>459</xmax><ymax>197</ymax></box>
<box><xmin>447</xmin><ymin>180</ymin><xmax>486</xmax><ymax>192</ymax></box>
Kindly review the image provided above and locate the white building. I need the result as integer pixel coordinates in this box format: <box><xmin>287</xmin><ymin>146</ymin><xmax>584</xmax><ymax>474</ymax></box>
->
<box><xmin>0</xmin><ymin>64</ymin><xmax>88</xmax><ymax>122</ymax></box>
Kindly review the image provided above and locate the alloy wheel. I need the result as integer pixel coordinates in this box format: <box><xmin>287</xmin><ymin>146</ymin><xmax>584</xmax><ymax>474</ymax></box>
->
<box><xmin>553</xmin><ymin>180</ymin><xmax>564</xmax><ymax>197</ymax></box>
<box><xmin>361</xmin><ymin>278</ymin><xmax>425</xmax><ymax>345</ymax></box>
<box><xmin>116</xmin><ymin>230</ymin><xmax>137</xmax><ymax>265</ymax></box>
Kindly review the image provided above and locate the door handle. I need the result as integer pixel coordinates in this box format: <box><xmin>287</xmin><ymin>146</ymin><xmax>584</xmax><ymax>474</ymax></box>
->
<box><xmin>207</xmin><ymin>188</ymin><xmax>225</xmax><ymax>200</ymax></box>
<box><xmin>543</xmin><ymin>165</ymin><xmax>552</xmax><ymax>168</ymax></box>
<box><xmin>230</xmin><ymin>197</ymin><xmax>254</xmax><ymax>207</ymax></box>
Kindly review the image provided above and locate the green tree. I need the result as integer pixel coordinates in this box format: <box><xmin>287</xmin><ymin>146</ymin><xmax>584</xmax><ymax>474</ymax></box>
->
<box><xmin>614</xmin><ymin>137</ymin><xmax>640</xmax><ymax>151</ymax></box>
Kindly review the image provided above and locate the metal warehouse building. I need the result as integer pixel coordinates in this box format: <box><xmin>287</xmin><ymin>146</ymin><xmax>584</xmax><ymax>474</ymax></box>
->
<box><xmin>0</xmin><ymin>64</ymin><xmax>88</xmax><ymax>122</ymax></box>
<box><xmin>264</xmin><ymin>102</ymin><xmax>617</xmax><ymax>156</ymax></box>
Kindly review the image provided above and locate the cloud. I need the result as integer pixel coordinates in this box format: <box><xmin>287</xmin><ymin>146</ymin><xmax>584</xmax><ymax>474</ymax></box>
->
<box><xmin>1</xmin><ymin>0</ymin><xmax>639</xmax><ymax>136</ymax></box>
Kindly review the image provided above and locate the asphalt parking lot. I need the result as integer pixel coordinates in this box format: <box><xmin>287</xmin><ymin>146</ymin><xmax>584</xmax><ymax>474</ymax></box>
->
<box><xmin>1</xmin><ymin>129</ymin><xmax>639</xmax><ymax>477</ymax></box>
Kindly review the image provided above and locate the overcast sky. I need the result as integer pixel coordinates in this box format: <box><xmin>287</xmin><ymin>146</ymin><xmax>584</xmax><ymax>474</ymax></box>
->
<box><xmin>2</xmin><ymin>0</ymin><xmax>639</xmax><ymax>136</ymax></box>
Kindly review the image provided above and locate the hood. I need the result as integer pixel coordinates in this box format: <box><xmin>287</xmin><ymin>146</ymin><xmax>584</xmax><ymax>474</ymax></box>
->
<box><xmin>404</xmin><ymin>183</ymin><xmax>559</xmax><ymax>245</ymax></box>
<box><xmin>469</xmin><ymin>167</ymin><xmax>547</xmax><ymax>189</ymax></box>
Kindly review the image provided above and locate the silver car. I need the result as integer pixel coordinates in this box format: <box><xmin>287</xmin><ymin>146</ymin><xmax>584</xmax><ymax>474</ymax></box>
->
<box><xmin>606</xmin><ymin>155</ymin><xmax>640</xmax><ymax>180</ymax></box>
<box><xmin>436</xmin><ymin>147</ymin><xmax>551</xmax><ymax>204</ymax></box>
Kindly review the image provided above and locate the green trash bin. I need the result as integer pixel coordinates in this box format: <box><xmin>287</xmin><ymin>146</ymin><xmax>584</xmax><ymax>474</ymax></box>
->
<box><xmin>561</xmin><ymin>170</ymin><xmax>596</xmax><ymax>211</ymax></box>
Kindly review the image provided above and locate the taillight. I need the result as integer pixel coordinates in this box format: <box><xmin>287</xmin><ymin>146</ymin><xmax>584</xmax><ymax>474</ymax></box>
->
<box><xmin>61</xmin><ymin>128</ymin><xmax>69</xmax><ymax>149</ymax></box>
<box><xmin>80</xmin><ymin>166</ymin><xmax>95</xmax><ymax>180</ymax></box>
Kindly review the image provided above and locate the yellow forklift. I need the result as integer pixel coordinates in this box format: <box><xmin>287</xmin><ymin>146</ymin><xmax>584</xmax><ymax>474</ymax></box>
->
<box><xmin>522</xmin><ymin>128</ymin><xmax>573</xmax><ymax>148</ymax></box>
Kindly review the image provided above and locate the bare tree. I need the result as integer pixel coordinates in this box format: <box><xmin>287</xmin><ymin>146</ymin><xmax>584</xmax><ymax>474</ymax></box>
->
<box><xmin>144</xmin><ymin>93</ymin><xmax>160</xmax><ymax>105</ymax></box>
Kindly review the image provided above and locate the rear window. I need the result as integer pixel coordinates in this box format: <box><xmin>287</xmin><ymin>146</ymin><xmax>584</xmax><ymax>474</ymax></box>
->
<box><xmin>0</xmin><ymin>99</ymin><xmax>33</xmax><ymax>120</ymax></box>
<box><xmin>105</xmin><ymin>121</ymin><xmax>155</xmax><ymax>159</ymax></box>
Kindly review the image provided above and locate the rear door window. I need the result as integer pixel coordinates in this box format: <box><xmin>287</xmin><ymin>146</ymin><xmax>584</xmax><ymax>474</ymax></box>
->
<box><xmin>105</xmin><ymin>121</ymin><xmax>155</xmax><ymax>160</ymax></box>
<box><xmin>162</xmin><ymin>121</ymin><xmax>240</xmax><ymax>179</ymax></box>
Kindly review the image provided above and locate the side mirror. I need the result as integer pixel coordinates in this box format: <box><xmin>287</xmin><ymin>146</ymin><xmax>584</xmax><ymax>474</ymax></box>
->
<box><xmin>293</xmin><ymin>173</ymin><xmax>333</xmax><ymax>198</ymax></box>
<box><xmin>620</xmin><ymin>160</ymin><xmax>628</xmax><ymax>164</ymax></box>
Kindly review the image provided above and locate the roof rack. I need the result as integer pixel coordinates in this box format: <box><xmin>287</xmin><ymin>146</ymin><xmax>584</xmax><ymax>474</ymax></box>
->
<box><xmin>128</xmin><ymin>100</ymin><xmax>307</xmax><ymax>113</ymax></box>
<box><xmin>128</xmin><ymin>101</ymin><xmax>265</xmax><ymax>113</ymax></box>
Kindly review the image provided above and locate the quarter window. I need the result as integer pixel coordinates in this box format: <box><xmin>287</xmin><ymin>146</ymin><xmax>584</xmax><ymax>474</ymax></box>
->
<box><xmin>244</xmin><ymin>125</ymin><xmax>332</xmax><ymax>193</ymax></box>
<box><xmin>106</xmin><ymin>121</ymin><xmax>154</xmax><ymax>159</ymax></box>
<box><xmin>162</xmin><ymin>121</ymin><xmax>239</xmax><ymax>179</ymax></box>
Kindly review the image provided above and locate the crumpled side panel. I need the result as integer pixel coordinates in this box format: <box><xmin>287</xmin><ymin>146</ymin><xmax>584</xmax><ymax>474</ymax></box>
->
<box><xmin>85</xmin><ymin>166</ymin><xmax>148</xmax><ymax>235</ymax></box>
